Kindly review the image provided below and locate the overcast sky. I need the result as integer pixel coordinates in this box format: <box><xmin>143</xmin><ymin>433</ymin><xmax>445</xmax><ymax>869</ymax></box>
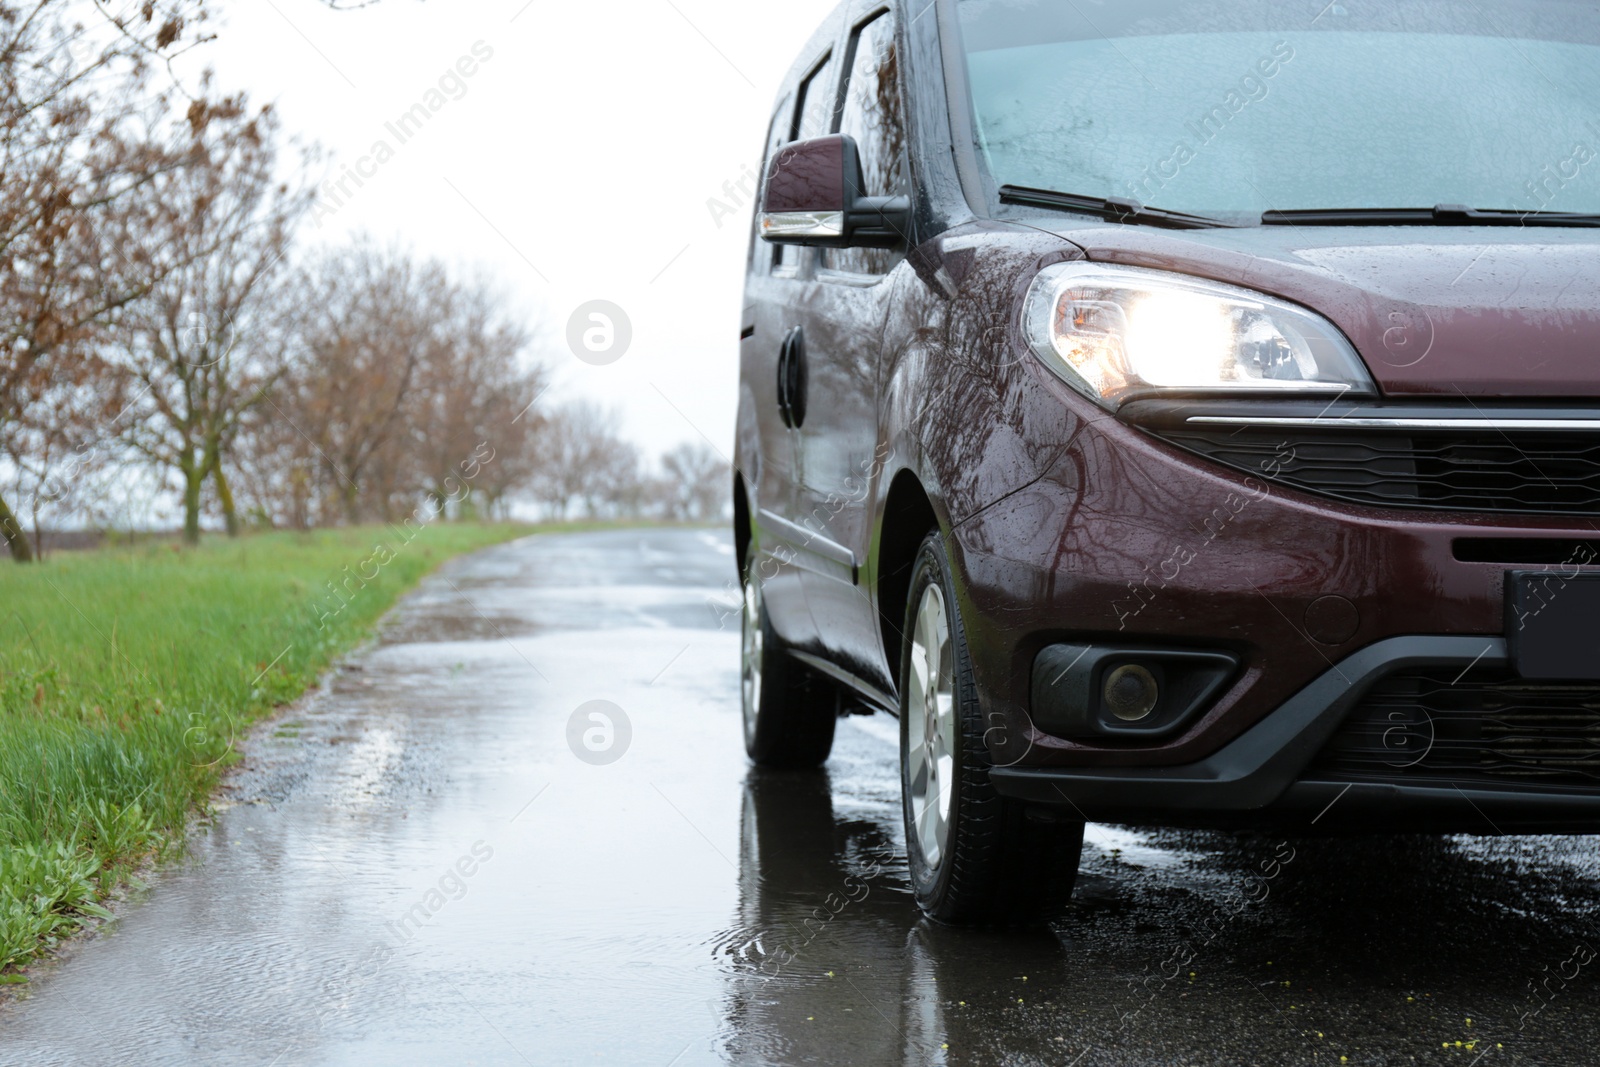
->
<box><xmin>195</xmin><ymin>0</ymin><xmax>840</xmax><ymax>461</ymax></box>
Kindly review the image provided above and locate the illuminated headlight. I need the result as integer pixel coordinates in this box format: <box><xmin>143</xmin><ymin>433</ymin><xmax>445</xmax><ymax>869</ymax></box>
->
<box><xmin>1022</xmin><ymin>262</ymin><xmax>1375</xmax><ymax>409</ymax></box>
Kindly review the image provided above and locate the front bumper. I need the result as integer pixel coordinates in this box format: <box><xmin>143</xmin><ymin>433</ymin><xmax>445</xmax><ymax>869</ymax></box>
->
<box><xmin>990</xmin><ymin>635</ymin><xmax>1600</xmax><ymax>833</ymax></box>
<box><xmin>950</xmin><ymin>375</ymin><xmax>1600</xmax><ymax>772</ymax></box>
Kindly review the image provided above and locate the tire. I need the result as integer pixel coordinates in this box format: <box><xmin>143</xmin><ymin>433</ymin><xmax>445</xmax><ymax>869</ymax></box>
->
<box><xmin>741</xmin><ymin>558</ymin><xmax>836</xmax><ymax>768</ymax></box>
<box><xmin>899</xmin><ymin>531</ymin><xmax>1085</xmax><ymax>925</ymax></box>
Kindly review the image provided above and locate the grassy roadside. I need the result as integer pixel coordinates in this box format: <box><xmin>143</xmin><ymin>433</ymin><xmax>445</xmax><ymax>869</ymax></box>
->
<box><xmin>0</xmin><ymin>522</ymin><xmax>534</xmax><ymax>976</ymax></box>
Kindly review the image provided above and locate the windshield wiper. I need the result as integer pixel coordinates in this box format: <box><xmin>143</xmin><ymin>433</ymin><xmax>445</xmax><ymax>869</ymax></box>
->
<box><xmin>999</xmin><ymin>185</ymin><xmax>1232</xmax><ymax>229</ymax></box>
<box><xmin>1262</xmin><ymin>204</ymin><xmax>1600</xmax><ymax>227</ymax></box>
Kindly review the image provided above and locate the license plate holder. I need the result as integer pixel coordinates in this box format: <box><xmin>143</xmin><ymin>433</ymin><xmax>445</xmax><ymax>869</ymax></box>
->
<box><xmin>1506</xmin><ymin>571</ymin><xmax>1600</xmax><ymax>680</ymax></box>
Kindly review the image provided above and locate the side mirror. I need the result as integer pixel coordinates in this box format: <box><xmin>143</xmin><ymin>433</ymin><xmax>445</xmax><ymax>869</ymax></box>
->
<box><xmin>760</xmin><ymin>134</ymin><xmax>911</xmax><ymax>250</ymax></box>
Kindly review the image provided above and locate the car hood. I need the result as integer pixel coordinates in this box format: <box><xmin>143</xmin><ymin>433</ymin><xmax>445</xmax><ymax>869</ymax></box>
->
<box><xmin>1022</xmin><ymin>219</ymin><xmax>1600</xmax><ymax>399</ymax></box>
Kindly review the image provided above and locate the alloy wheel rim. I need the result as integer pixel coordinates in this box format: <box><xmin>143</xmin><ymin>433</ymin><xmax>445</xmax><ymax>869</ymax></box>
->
<box><xmin>741</xmin><ymin>579</ymin><xmax>762</xmax><ymax>747</ymax></box>
<box><xmin>906</xmin><ymin>583</ymin><xmax>956</xmax><ymax>871</ymax></box>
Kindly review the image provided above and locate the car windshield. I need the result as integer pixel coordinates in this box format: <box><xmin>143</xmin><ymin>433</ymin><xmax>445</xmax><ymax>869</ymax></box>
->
<box><xmin>957</xmin><ymin>0</ymin><xmax>1600</xmax><ymax>222</ymax></box>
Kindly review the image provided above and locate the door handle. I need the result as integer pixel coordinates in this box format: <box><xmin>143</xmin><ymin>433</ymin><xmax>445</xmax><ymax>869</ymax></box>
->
<box><xmin>776</xmin><ymin>329</ymin><xmax>791</xmax><ymax>427</ymax></box>
<box><xmin>777</xmin><ymin>326</ymin><xmax>807</xmax><ymax>430</ymax></box>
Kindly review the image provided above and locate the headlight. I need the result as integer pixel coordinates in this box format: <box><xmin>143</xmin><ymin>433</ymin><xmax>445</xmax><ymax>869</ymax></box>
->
<box><xmin>1023</xmin><ymin>262</ymin><xmax>1376</xmax><ymax>409</ymax></box>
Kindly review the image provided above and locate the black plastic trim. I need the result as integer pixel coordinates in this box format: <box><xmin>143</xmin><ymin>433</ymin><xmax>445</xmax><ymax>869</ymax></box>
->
<box><xmin>1272</xmin><ymin>780</ymin><xmax>1600</xmax><ymax>834</ymax></box>
<box><xmin>933</xmin><ymin>0</ymin><xmax>990</xmax><ymax>220</ymax></box>
<box><xmin>1506</xmin><ymin>571</ymin><xmax>1600</xmax><ymax>680</ymax></box>
<box><xmin>1455</xmin><ymin>538</ymin><xmax>1600</xmax><ymax>565</ymax></box>
<box><xmin>992</xmin><ymin>635</ymin><xmax>1508</xmax><ymax>814</ymax></box>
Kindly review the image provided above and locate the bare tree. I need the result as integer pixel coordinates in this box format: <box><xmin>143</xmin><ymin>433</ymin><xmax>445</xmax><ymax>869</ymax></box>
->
<box><xmin>658</xmin><ymin>441</ymin><xmax>729</xmax><ymax>523</ymax></box>
<box><xmin>269</xmin><ymin>240</ymin><xmax>440</xmax><ymax>525</ymax></box>
<box><xmin>588</xmin><ymin>436</ymin><xmax>644</xmax><ymax>519</ymax></box>
<box><xmin>465</xmin><ymin>372</ymin><xmax>546</xmax><ymax>521</ymax></box>
<box><xmin>0</xmin><ymin>367</ymin><xmax>131</xmax><ymax>556</ymax></box>
<box><xmin>116</xmin><ymin>101</ymin><xmax>309</xmax><ymax>544</ymax></box>
<box><xmin>404</xmin><ymin>273</ymin><xmax>548</xmax><ymax>516</ymax></box>
<box><xmin>0</xmin><ymin>0</ymin><xmax>218</xmax><ymax>560</ymax></box>
<box><xmin>527</xmin><ymin>400</ymin><xmax>643</xmax><ymax>520</ymax></box>
<box><xmin>240</xmin><ymin>241</ymin><xmax>552</xmax><ymax>529</ymax></box>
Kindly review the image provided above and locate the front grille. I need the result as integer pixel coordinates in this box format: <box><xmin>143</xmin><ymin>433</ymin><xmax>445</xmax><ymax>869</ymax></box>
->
<box><xmin>1157</xmin><ymin>427</ymin><xmax>1600</xmax><ymax>516</ymax></box>
<box><xmin>1313</xmin><ymin>670</ymin><xmax>1600</xmax><ymax>789</ymax></box>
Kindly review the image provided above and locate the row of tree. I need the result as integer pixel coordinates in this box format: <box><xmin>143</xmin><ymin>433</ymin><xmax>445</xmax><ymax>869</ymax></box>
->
<box><xmin>526</xmin><ymin>402</ymin><xmax>728</xmax><ymax>524</ymax></box>
<box><xmin>0</xmin><ymin>0</ymin><xmax>726</xmax><ymax>562</ymax></box>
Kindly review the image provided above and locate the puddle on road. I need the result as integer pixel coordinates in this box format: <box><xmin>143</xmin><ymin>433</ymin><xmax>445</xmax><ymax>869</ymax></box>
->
<box><xmin>1081</xmin><ymin>824</ymin><xmax>1205</xmax><ymax>872</ymax></box>
<box><xmin>377</xmin><ymin>611</ymin><xmax>543</xmax><ymax>646</ymax></box>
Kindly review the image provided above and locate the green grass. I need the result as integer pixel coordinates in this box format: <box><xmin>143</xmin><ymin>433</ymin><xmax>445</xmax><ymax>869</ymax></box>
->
<box><xmin>0</xmin><ymin>522</ymin><xmax>532</xmax><ymax>972</ymax></box>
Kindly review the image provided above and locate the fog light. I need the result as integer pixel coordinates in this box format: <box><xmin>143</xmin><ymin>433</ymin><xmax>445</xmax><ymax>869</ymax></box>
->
<box><xmin>1033</xmin><ymin>644</ymin><xmax>1237</xmax><ymax>739</ymax></box>
<box><xmin>1103</xmin><ymin>665</ymin><xmax>1160</xmax><ymax>722</ymax></box>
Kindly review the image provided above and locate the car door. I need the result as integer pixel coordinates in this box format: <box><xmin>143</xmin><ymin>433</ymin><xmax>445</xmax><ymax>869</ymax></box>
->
<box><xmin>744</xmin><ymin>50</ymin><xmax>844</xmax><ymax>647</ymax></box>
<box><xmin>790</xmin><ymin>6</ymin><xmax>908</xmax><ymax>697</ymax></box>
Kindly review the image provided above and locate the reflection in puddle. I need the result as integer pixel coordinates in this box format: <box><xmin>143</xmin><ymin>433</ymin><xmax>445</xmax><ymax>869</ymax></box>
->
<box><xmin>716</xmin><ymin>768</ymin><xmax>1067</xmax><ymax>1066</ymax></box>
<box><xmin>1082</xmin><ymin>824</ymin><xmax>1203</xmax><ymax>872</ymax></box>
<box><xmin>334</xmin><ymin>724</ymin><xmax>404</xmax><ymax>807</ymax></box>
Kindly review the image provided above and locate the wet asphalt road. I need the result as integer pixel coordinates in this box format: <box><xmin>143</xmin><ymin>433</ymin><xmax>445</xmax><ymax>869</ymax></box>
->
<box><xmin>3</xmin><ymin>527</ymin><xmax>1600</xmax><ymax>1066</ymax></box>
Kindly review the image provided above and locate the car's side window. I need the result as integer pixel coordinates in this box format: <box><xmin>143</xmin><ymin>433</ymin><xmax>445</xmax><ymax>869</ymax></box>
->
<box><xmin>821</xmin><ymin>12</ymin><xmax>906</xmax><ymax>277</ymax></box>
<box><xmin>775</xmin><ymin>53</ymin><xmax>838</xmax><ymax>273</ymax></box>
<box><xmin>756</xmin><ymin>93</ymin><xmax>793</xmax><ymax>274</ymax></box>
<box><xmin>794</xmin><ymin>51</ymin><xmax>839</xmax><ymax>141</ymax></box>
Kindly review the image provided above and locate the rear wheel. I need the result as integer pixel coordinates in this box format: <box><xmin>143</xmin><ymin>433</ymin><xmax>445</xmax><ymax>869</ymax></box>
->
<box><xmin>741</xmin><ymin>560</ymin><xmax>836</xmax><ymax>768</ymax></box>
<box><xmin>900</xmin><ymin>532</ymin><xmax>1085</xmax><ymax>925</ymax></box>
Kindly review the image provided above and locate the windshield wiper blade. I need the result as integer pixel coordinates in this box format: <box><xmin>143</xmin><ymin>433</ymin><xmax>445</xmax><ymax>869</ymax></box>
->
<box><xmin>1262</xmin><ymin>204</ymin><xmax>1600</xmax><ymax>227</ymax></box>
<box><xmin>999</xmin><ymin>185</ymin><xmax>1232</xmax><ymax>229</ymax></box>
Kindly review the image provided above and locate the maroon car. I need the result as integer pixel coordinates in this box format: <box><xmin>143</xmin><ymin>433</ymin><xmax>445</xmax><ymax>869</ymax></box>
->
<box><xmin>736</xmin><ymin>0</ymin><xmax>1600</xmax><ymax>924</ymax></box>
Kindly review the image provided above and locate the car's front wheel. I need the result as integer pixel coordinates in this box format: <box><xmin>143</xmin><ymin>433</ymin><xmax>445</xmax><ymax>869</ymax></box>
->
<box><xmin>900</xmin><ymin>532</ymin><xmax>1085</xmax><ymax>925</ymax></box>
<box><xmin>741</xmin><ymin>560</ymin><xmax>836</xmax><ymax>768</ymax></box>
